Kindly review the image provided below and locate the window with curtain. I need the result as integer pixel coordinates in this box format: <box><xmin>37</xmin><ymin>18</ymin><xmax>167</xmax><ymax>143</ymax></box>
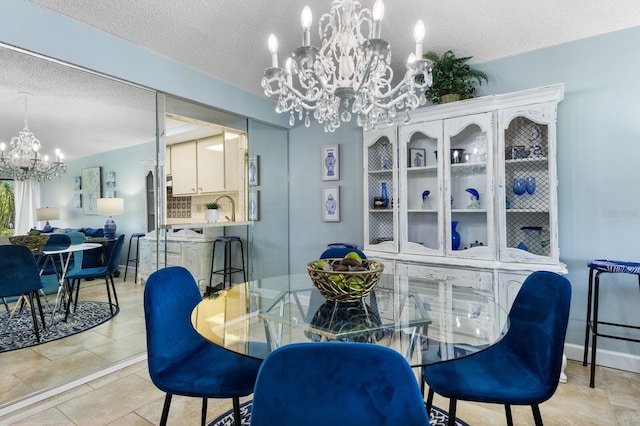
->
<box><xmin>0</xmin><ymin>179</ymin><xmax>15</xmax><ymax>236</ymax></box>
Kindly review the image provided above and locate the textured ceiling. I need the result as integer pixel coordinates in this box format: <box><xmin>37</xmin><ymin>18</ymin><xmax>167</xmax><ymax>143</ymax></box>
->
<box><xmin>28</xmin><ymin>0</ymin><xmax>640</xmax><ymax>97</ymax></box>
<box><xmin>2</xmin><ymin>1</ymin><xmax>640</xmax><ymax>161</ymax></box>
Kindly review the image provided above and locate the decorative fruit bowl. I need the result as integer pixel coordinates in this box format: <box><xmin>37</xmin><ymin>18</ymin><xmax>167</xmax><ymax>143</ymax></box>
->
<box><xmin>9</xmin><ymin>234</ymin><xmax>50</xmax><ymax>253</ymax></box>
<box><xmin>306</xmin><ymin>258</ymin><xmax>385</xmax><ymax>303</ymax></box>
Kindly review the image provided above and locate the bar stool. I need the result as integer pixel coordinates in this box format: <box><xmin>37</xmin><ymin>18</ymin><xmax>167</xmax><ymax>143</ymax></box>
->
<box><xmin>583</xmin><ymin>259</ymin><xmax>640</xmax><ymax>388</ymax></box>
<box><xmin>124</xmin><ymin>233</ymin><xmax>145</xmax><ymax>283</ymax></box>
<box><xmin>209</xmin><ymin>236</ymin><xmax>246</xmax><ymax>291</ymax></box>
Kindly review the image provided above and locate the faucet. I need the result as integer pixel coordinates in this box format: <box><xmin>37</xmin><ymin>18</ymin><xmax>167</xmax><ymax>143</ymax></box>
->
<box><xmin>213</xmin><ymin>194</ymin><xmax>236</xmax><ymax>222</ymax></box>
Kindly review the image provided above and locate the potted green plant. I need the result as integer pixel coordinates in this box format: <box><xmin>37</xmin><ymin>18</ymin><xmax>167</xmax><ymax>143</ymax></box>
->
<box><xmin>423</xmin><ymin>50</ymin><xmax>488</xmax><ymax>104</ymax></box>
<box><xmin>205</xmin><ymin>202</ymin><xmax>220</xmax><ymax>222</ymax></box>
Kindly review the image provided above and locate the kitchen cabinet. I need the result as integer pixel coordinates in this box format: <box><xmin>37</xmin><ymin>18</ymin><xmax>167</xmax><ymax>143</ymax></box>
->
<box><xmin>363</xmin><ymin>84</ymin><xmax>566</xmax><ymax>309</ymax></box>
<box><xmin>170</xmin><ymin>135</ymin><xmax>227</xmax><ymax>196</ymax></box>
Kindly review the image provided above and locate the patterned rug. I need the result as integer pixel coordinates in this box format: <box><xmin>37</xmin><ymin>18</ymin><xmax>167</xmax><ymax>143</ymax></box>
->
<box><xmin>0</xmin><ymin>300</ymin><xmax>118</xmax><ymax>352</ymax></box>
<box><xmin>209</xmin><ymin>400</ymin><xmax>470</xmax><ymax>426</ymax></box>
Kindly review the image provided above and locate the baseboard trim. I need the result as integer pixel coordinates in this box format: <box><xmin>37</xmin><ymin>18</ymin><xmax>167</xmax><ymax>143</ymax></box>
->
<box><xmin>0</xmin><ymin>353</ymin><xmax>147</xmax><ymax>418</ymax></box>
<box><xmin>565</xmin><ymin>343</ymin><xmax>640</xmax><ymax>374</ymax></box>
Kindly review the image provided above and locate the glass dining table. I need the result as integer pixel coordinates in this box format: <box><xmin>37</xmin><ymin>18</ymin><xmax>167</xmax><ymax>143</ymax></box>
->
<box><xmin>191</xmin><ymin>273</ymin><xmax>509</xmax><ymax>368</ymax></box>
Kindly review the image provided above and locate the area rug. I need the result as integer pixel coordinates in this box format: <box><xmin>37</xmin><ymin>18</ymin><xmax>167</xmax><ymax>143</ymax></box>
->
<box><xmin>0</xmin><ymin>301</ymin><xmax>118</xmax><ymax>352</ymax></box>
<box><xmin>209</xmin><ymin>400</ymin><xmax>470</xmax><ymax>426</ymax></box>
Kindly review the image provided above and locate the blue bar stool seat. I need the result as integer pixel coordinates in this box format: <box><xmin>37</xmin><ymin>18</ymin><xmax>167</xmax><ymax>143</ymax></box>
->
<box><xmin>583</xmin><ymin>259</ymin><xmax>640</xmax><ymax>387</ymax></box>
<box><xmin>209</xmin><ymin>236</ymin><xmax>246</xmax><ymax>292</ymax></box>
<box><xmin>124</xmin><ymin>233</ymin><xmax>145</xmax><ymax>283</ymax></box>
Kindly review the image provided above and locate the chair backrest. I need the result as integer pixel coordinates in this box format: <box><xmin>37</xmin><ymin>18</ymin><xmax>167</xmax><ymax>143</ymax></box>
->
<box><xmin>42</xmin><ymin>233</ymin><xmax>71</xmax><ymax>251</ymax></box>
<box><xmin>319</xmin><ymin>246</ymin><xmax>367</xmax><ymax>260</ymax></box>
<box><xmin>503</xmin><ymin>270</ymin><xmax>571</xmax><ymax>399</ymax></box>
<box><xmin>0</xmin><ymin>245</ymin><xmax>44</xmax><ymax>297</ymax></box>
<box><xmin>105</xmin><ymin>234</ymin><xmax>125</xmax><ymax>274</ymax></box>
<box><xmin>251</xmin><ymin>341</ymin><xmax>430</xmax><ymax>426</ymax></box>
<box><xmin>144</xmin><ymin>266</ymin><xmax>207</xmax><ymax>386</ymax></box>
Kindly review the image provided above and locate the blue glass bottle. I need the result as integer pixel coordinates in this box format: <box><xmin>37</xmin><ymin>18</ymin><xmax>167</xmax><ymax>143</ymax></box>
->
<box><xmin>381</xmin><ymin>182</ymin><xmax>389</xmax><ymax>208</ymax></box>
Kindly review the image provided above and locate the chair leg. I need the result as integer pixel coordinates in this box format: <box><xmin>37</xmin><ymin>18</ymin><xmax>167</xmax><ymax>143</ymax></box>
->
<box><xmin>589</xmin><ymin>271</ymin><xmax>602</xmax><ymax>388</ymax></box>
<box><xmin>425</xmin><ymin>388</ymin><xmax>434</xmax><ymax>414</ymax></box>
<box><xmin>109</xmin><ymin>274</ymin><xmax>119</xmax><ymax>307</ymax></box>
<box><xmin>531</xmin><ymin>404</ymin><xmax>543</xmax><ymax>426</ymax></box>
<box><xmin>34</xmin><ymin>291</ymin><xmax>46</xmax><ymax>331</ymax></box>
<box><xmin>583</xmin><ymin>267</ymin><xmax>594</xmax><ymax>366</ymax></box>
<box><xmin>26</xmin><ymin>292</ymin><xmax>40</xmax><ymax>342</ymax></box>
<box><xmin>160</xmin><ymin>393</ymin><xmax>172</xmax><ymax>426</ymax></box>
<box><xmin>201</xmin><ymin>398</ymin><xmax>208</xmax><ymax>426</ymax></box>
<box><xmin>505</xmin><ymin>404</ymin><xmax>514</xmax><ymax>426</ymax></box>
<box><xmin>232</xmin><ymin>396</ymin><xmax>241</xmax><ymax>426</ymax></box>
<box><xmin>448</xmin><ymin>399</ymin><xmax>457</xmax><ymax>426</ymax></box>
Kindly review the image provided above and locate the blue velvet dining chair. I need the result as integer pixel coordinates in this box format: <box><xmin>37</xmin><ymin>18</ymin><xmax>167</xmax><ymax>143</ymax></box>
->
<box><xmin>424</xmin><ymin>270</ymin><xmax>572</xmax><ymax>426</ymax></box>
<box><xmin>251</xmin><ymin>341</ymin><xmax>430</xmax><ymax>426</ymax></box>
<box><xmin>64</xmin><ymin>234</ymin><xmax>124</xmax><ymax>318</ymax></box>
<box><xmin>144</xmin><ymin>266</ymin><xmax>263</xmax><ymax>426</ymax></box>
<box><xmin>0</xmin><ymin>245</ymin><xmax>47</xmax><ymax>341</ymax></box>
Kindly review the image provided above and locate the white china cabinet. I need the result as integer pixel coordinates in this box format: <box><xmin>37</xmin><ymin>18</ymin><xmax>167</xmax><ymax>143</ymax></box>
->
<box><xmin>363</xmin><ymin>84</ymin><xmax>566</xmax><ymax>310</ymax></box>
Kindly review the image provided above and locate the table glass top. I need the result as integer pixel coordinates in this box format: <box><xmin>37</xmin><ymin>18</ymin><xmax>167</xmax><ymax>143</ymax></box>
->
<box><xmin>191</xmin><ymin>273</ymin><xmax>509</xmax><ymax>367</ymax></box>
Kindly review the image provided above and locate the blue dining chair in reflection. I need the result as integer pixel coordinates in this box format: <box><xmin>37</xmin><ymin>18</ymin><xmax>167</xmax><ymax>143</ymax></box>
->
<box><xmin>0</xmin><ymin>245</ymin><xmax>47</xmax><ymax>341</ymax></box>
<box><xmin>424</xmin><ymin>271</ymin><xmax>572</xmax><ymax>426</ymax></box>
<box><xmin>251</xmin><ymin>341</ymin><xmax>430</xmax><ymax>426</ymax></box>
<box><xmin>144</xmin><ymin>266</ymin><xmax>264</xmax><ymax>426</ymax></box>
<box><xmin>64</xmin><ymin>234</ymin><xmax>124</xmax><ymax>318</ymax></box>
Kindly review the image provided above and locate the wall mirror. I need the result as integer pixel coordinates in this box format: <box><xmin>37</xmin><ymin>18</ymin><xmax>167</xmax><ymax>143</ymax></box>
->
<box><xmin>0</xmin><ymin>43</ymin><xmax>157</xmax><ymax>408</ymax></box>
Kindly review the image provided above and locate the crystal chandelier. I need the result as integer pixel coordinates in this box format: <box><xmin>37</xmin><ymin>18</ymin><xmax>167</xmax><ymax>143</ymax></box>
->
<box><xmin>261</xmin><ymin>0</ymin><xmax>433</xmax><ymax>132</ymax></box>
<box><xmin>0</xmin><ymin>96</ymin><xmax>66</xmax><ymax>181</ymax></box>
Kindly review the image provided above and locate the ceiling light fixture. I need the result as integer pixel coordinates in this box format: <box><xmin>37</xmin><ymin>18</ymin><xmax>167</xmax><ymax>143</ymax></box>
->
<box><xmin>262</xmin><ymin>0</ymin><xmax>432</xmax><ymax>132</ymax></box>
<box><xmin>0</xmin><ymin>94</ymin><xmax>66</xmax><ymax>181</ymax></box>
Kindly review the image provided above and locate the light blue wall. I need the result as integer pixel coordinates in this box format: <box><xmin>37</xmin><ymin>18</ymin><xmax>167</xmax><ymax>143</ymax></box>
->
<box><xmin>475</xmin><ymin>26</ymin><xmax>640</xmax><ymax>356</ymax></box>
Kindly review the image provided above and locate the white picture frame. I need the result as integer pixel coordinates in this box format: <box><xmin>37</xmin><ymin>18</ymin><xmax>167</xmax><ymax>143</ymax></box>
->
<box><xmin>82</xmin><ymin>166</ymin><xmax>101</xmax><ymax>215</ymax></box>
<box><xmin>248</xmin><ymin>190</ymin><xmax>259</xmax><ymax>221</ymax></box>
<box><xmin>248</xmin><ymin>155</ymin><xmax>259</xmax><ymax>186</ymax></box>
<box><xmin>322</xmin><ymin>186</ymin><xmax>340</xmax><ymax>222</ymax></box>
<box><xmin>322</xmin><ymin>144</ymin><xmax>339</xmax><ymax>181</ymax></box>
<box><xmin>105</xmin><ymin>171</ymin><xmax>116</xmax><ymax>188</ymax></box>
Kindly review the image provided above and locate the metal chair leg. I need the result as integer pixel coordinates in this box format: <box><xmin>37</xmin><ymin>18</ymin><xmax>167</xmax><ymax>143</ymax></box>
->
<box><xmin>447</xmin><ymin>399</ymin><xmax>457</xmax><ymax>426</ymax></box>
<box><xmin>160</xmin><ymin>393</ymin><xmax>172</xmax><ymax>426</ymax></box>
<box><xmin>505</xmin><ymin>404</ymin><xmax>513</xmax><ymax>426</ymax></box>
<box><xmin>201</xmin><ymin>398</ymin><xmax>208</xmax><ymax>426</ymax></box>
<box><xmin>232</xmin><ymin>396</ymin><xmax>241</xmax><ymax>426</ymax></box>
<box><xmin>532</xmin><ymin>404</ymin><xmax>543</xmax><ymax>426</ymax></box>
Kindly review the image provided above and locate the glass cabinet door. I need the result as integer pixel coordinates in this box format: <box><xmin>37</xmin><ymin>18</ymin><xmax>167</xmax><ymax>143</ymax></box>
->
<box><xmin>444</xmin><ymin>112</ymin><xmax>494</xmax><ymax>259</ymax></box>
<box><xmin>498</xmin><ymin>104</ymin><xmax>559</xmax><ymax>264</ymax></box>
<box><xmin>364</xmin><ymin>128</ymin><xmax>398</xmax><ymax>253</ymax></box>
<box><xmin>398</xmin><ymin>121</ymin><xmax>443</xmax><ymax>256</ymax></box>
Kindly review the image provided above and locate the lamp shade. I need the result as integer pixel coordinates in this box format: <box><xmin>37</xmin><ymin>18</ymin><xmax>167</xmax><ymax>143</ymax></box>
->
<box><xmin>36</xmin><ymin>207</ymin><xmax>60</xmax><ymax>222</ymax></box>
<box><xmin>97</xmin><ymin>198</ymin><xmax>124</xmax><ymax>216</ymax></box>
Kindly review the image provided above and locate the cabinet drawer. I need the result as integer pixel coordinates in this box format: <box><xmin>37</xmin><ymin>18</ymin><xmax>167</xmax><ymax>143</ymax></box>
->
<box><xmin>397</xmin><ymin>263</ymin><xmax>493</xmax><ymax>295</ymax></box>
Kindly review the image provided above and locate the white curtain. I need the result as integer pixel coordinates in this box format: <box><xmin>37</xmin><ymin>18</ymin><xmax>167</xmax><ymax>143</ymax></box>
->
<box><xmin>14</xmin><ymin>179</ymin><xmax>41</xmax><ymax>235</ymax></box>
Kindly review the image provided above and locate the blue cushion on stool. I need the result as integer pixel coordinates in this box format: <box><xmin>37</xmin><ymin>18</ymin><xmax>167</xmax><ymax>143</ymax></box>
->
<box><xmin>588</xmin><ymin>259</ymin><xmax>640</xmax><ymax>274</ymax></box>
<box><xmin>216</xmin><ymin>236</ymin><xmax>241</xmax><ymax>242</ymax></box>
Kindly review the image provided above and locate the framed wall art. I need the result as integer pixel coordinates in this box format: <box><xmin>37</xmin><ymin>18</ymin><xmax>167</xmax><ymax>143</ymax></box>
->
<box><xmin>73</xmin><ymin>176</ymin><xmax>82</xmax><ymax>191</ymax></box>
<box><xmin>248</xmin><ymin>190</ymin><xmax>259</xmax><ymax>221</ymax></box>
<box><xmin>105</xmin><ymin>171</ymin><xmax>116</xmax><ymax>188</ymax></box>
<box><xmin>73</xmin><ymin>193</ymin><xmax>82</xmax><ymax>209</ymax></box>
<box><xmin>409</xmin><ymin>148</ymin><xmax>426</xmax><ymax>168</ymax></box>
<box><xmin>322</xmin><ymin>144</ymin><xmax>339</xmax><ymax>181</ymax></box>
<box><xmin>248</xmin><ymin>155</ymin><xmax>259</xmax><ymax>186</ymax></box>
<box><xmin>322</xmin><ymin>186</ymin><xmax>340</xmax><ymax>222</ymax></box>
<box><xmin>82</xmin><ymin>166</ymin><xmax>101</xmax><ymax>215</ymax></box>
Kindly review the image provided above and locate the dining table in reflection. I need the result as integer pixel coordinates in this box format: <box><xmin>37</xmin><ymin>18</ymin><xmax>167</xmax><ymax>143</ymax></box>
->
<box><xmin>191</xmin><ymin>273</ymin><xmax>509</xmax><ymax>367</ymax></box>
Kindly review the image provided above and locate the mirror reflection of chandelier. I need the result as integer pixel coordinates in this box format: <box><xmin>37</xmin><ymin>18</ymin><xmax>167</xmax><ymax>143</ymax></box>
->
<box><xmin>262</xmin><ymin>0</ymin><xmax>433</xmax><ymax>133</ymax></box>
<box><xmin>0</xmin><ymin>95</ymin><xmax>66</xmax><ymax>181</ymax></box>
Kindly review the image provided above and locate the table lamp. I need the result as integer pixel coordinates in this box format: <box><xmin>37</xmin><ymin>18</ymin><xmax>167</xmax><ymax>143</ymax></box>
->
<box><xmin>36</xmin><ymin>207</ymin><xmax>59</xmax><ymax>232</ymax></box>
<box><xmin>97</xmin><ymin>198</ymin><xmax>124</xmax><ymax>239</ymax></box>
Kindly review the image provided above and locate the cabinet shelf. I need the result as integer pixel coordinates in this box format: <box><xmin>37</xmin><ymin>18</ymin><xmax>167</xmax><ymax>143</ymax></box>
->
<box><xmin>368</xmin><ymin>169</ymin><xmax>394</xmax><ymax>174</ymax></box>
<box><xmin>407</xmin><ymin>165</ymin><xmax>437</xmax><ymax>173</ymax></box>
<box><xmin>452</xmin><ymin>209</ymin><xmax>488</xmax><ymax>213</ymax></box>
<box><xmin>506</xmin><ymin>209</ymin><xmax>549</xmax><ymax>213</ymax></box>
<box><xmin>369</xmin><ymin>209</ymin><xmax>393</xmax><ymax>213</ymax></box>
<box><xmin>505</xmin><ymin>157</ymin><xmax>548</xmax><ymax>165</ymax></box>
<box><xmin>408</xmin><ymin>208</ymin><xmax>437</xmax><ymax>213</ymax></box>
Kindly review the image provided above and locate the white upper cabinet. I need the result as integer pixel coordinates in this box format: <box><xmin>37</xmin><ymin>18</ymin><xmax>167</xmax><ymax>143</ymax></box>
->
<box><xmin>364</xmin><ymin>84</ymin><xmax>565</xmax><ymax>273</ymax></box>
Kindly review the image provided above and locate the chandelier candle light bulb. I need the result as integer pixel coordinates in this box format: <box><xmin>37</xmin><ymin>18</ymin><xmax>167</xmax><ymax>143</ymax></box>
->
<box><xmin>301</xmin><ymin>6</ymin><xmax>312</xmax><ymax>46</ymax></box>
<box><xmin>268</xmin><ymin>34</ymin><xmax>279</xmax><ymax>67</ymax></box>
<box><xmin>372</xmin><ymin>0</ymin><xmax>384</xmax><ymax>38</ymax></box>
<box><xmin>414</xmin><ymin>20</ymin><xmax>425</xmax><ymax>57</ymax></box>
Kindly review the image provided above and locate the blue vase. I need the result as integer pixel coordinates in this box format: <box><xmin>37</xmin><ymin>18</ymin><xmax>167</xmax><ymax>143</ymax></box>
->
<box><xmin>381</xmin><ymin>182</ymin><xmax>389</xmax><ymax>208</ymax></box>
<box><xmin>451</xmin><ymin>221</ymin><xmax>461</xmax><ymax>250</ymax></box>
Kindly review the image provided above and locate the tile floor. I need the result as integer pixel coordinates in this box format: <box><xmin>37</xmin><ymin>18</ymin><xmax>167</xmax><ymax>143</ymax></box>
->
<box><xmin>1</xmin><ymin>276</ymin><xmax>639</xmax><ymax>425</ymax></box>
